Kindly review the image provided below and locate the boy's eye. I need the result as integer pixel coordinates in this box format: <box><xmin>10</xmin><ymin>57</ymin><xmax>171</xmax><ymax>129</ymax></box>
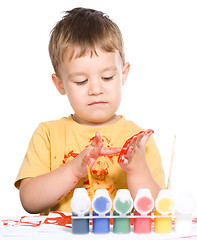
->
<box><xmin>102</xmin><ymin>76</ymin><xmax>114</xmax><ymax>81</ymax></box>
<box><xmin>75</xmin><ymin>79</ymin><xmax>88</xmax><ymax>85</ymax></box>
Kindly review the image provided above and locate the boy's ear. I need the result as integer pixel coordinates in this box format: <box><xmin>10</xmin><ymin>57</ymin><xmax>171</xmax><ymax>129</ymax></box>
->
<box><xmin>122</xmin><ymin>62</ymin><xmax>130</xmax><ymax>86</ymax></box>
<box><xmin>52</xmin><ymin>74</ymin><xmax>66</xmax><ymax>95</ymax></box>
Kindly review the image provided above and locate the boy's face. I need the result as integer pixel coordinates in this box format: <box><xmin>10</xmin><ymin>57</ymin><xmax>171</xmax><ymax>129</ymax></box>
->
<box><xmin>53</xmin><ymin>49</ymin><xmax>130</xmax><ymax>126</ymax></box>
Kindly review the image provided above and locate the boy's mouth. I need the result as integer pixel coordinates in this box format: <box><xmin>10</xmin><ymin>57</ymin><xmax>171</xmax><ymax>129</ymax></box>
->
<box><xmin>88</xmin><ymin>101</ymin><xmax>108</xmax><ymax>106</ymax></box>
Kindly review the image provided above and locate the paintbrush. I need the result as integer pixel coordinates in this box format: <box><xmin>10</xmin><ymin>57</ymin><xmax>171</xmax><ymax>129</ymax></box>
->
<box><xmin>167</xmin><ymin>135</ymin><xmax>176</xmax><ymax>189</ymax></box>
<box><xmin>87</xmin><ymin>165</ymin><xmax>94</xmax><ymax>199</ymax></box>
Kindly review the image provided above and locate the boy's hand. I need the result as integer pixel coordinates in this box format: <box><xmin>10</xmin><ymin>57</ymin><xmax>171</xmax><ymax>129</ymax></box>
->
<box><xmin>72</xmin><ymin>132</ymin><xmax>121</xmax><ymax>179</ymax></box>
<box><xmin>118</xmin><ymin>130</ymin><xmax>154</xmax><ymax>174</ymax></box>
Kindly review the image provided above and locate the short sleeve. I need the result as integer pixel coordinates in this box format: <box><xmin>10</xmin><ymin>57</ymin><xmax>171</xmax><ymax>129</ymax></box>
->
<box><xmin>14</xmin><ymin>123</ymin><xmax>51</xmax><ymax>189</ymax></box>
<box><xmin>146</xmin><ymin>136</ymin><xmax>166</xmax><ymax>189</ymax></box>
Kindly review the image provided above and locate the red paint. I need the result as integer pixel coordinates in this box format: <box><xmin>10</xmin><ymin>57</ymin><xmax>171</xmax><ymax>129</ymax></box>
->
<box><xmin>121</xmin><ymin>148</ymin><xmax>128</xmax><ymax>155</ymax></box>
<box><xmin>134</xmin><ymin>210</ymin><xmax>152</xmax><ymax>233</ymax></box>
<box><xmin>2</xmin><ymin>217</ymin><xmax>42</xmax><ymax>227</ymax></box>
<box><xmin>128</xmin><ymin>146</ymin><xmax>134</xmax><ymax>152</ymax></box>
<box><xmin>146</xmin><ymin>129</ymin><xmax>154</xmax><ymax>134</ymax></box>
<box><xmin>89</xmin><ymin>136</ymin><xmax>95</xmax><ymax>142</ymax></box>
<box><xmin>118</xmin><ymin>136</ymin><xmax>132</xmax><ymax>163</ymax></box>
<box><xmin>118</xmin><ymin>130</ymin><xmax>154</xmax><ymax>163</ymax></box>
<box><xmin>62</xmin><ymin>150</ymin><xmax>79</xmax><ymax>165</ymax></box>
<box><xmin>2</xmin><ymin>212</ymin><xmax>72</xmax><ymax>229</ymax></box>
<box><xmin>132</xmin><ymin>136</ymin><xmax>138</xmax><ymax>141</ymax></box>
<box><xmin>102</xmin><ymin>135</ymin><xmax>112</xmax><ymax>146</ymax></box>
<box><xmin>107</xmin><ymin>154</ymin><xmax>115</xmax><ymax>164</ymax></box>
<box><xmin>136</xmin><ymin>196</ymin><xmax>153</xmax><ymax>213</ymax></box>
<box><xmin>84</xmin><ymin>179</ymin><xmax>90</xmax><ymax>185</ymax></box>
<box><xmin>57</xmin><ymin>194</ymin><xmax>64</xmax><ymax>201</ymax></box>
<box><xmin>44</xmin><ymin>212</ymin><xmax>71</xmax><ymax>228</ymax></box>
<box><xmin>92</xmin><ymin>169</ymin><xmax>98</xmax><ymax>174</ymax></box>
<box><xmin>71</xmin><ymin>152</ymin><xmax>79</xmax><ymax>158</ymax></box>
<box><xmin>92</xmin><ymin>168</ymin><xmax>108</xmax><ymax>179</ymax></box>
<box><xmin>2</xmin><ymin>219</ymin><xmax>21</xmax><ymax>227</ymax></box>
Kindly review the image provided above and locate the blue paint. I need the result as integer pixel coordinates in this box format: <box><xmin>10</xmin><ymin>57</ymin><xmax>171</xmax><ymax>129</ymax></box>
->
<box><xmin>93</xmin><ymin>196</ymin><xmax>111</xmax><ymax>213</ymax></box>
<box><xmin>92</xmin><ymin>211</ymin><xmax>110</xmax><ymax>234</ymax></box>
<box><xmin>72</xmin><ymin>212</ymin><xmax>89</xmax><ymax>234</ymax></box>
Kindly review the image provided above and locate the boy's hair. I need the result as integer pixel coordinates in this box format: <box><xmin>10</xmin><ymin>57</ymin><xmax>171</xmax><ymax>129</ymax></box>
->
<box><xmin>49</xmin><ymin>7</ymin><xmax>125</xmax><ymax>77</ymax></box>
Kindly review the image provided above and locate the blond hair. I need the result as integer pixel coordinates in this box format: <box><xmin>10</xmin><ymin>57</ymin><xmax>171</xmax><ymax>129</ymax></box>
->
<box><xmin>49</xmin><ymin>7</ymin><xmax>125</xmax><ymax>77</ymax></box>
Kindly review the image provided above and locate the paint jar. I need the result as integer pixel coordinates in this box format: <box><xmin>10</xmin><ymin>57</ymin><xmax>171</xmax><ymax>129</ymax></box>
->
<box><xmin>133</xmin><ymin>188</ymin><xmax>154</xmax><ymax>233</ymax></box>
<box><xmin>113</xmin><ymin>189</ymin><xmax>133</xmax><ymax>234</ymax></box>
<box><xmin>154</xmin><ymin>189</ymin><xmax>174</xmax><ymax>233</ymax></box>
<box><xmin>174</xmin><ymin>191</ymin><xmax>196</xmax><ymax>234</ymax></box>
<box><xmin>92</xmin><ymin>189</ymin><xmax>112</xmax><ymax>234</ymax></box>
<box><xmin>71</xmin><ymin>188</ymin><xmax>91</xmax><ymax>234</ymax></box>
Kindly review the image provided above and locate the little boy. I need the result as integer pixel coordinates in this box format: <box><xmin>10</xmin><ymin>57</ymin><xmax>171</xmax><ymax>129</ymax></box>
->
<box><xmin>15</xmin><ymin>7</ymin><xmax>165</xmax><ymax>214</ymax></box>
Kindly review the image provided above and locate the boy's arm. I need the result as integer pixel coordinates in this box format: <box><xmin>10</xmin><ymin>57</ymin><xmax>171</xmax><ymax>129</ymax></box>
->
<box><xmin>119</xmin><ymin>130</ymin><xmax>162</xmax><ymax>200</ymax></box>
<box><xmin>19</xmin><ymin>132</ymin><xmax>121</xmax><ymax>214</ymax></box>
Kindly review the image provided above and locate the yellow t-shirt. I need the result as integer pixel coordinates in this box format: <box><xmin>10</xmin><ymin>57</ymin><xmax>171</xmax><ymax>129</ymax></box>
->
<box><xmin>15</xmin><ymin>115</ymin><xmax>165</xmax><ymax>213</ymax></box>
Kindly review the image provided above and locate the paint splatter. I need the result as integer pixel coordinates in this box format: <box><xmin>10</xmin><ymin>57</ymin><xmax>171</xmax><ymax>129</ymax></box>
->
<box><xmin>2</xmin><ymin>217</ymin><xmax>42</xmax><ymax>227</ymax></box>
<box><xmin>44</xmin><ymin>212</ymin><xmax>71</xmax><ymax>227</ymax></box>
<box><xmin>62</xmin><ymin>150</ymin><xmax>79</xmax><ymax>165</ymax></box>
<box><xmin>57</xmin><ymin>194</ymin><xmax>64</xmax><ymax>201</ymax></box>
<box><xmin>1</xmin><ymin>212</ymin><xmax>72</xmax><ymax>228</ymax></box>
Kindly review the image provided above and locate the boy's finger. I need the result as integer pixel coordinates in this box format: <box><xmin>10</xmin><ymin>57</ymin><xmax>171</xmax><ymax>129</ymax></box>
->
<box><xmin>90</xmin><ymin>143</ymin><xmax>103</xmax><ymax>159</ymax></box>
<box><xmin>119</xmin><ymin>156</ymin><xmax>128</xmax><ymax>165</ymax></box>
<box><xmin>91</xmin><ymin>132</ymin><xmax>102</xmax><ymax>147</ymax></box>
<box><xmin>139</xmin><ymin>129</ymin><xmax>154</xmax><ymax>146</ymax></box>
<box><xmin>134</xmin><ymin>131</ymin><xmax>145</xmax><ymax>147</ymax></box>
<box><xmin>101</xmin><ymin>147</ymin><xmax>121</xmax><ymax>156</ymax></box>
<box><xmin>124</xmin><ymin>146</ymin><xmax>134</xmax><ymax>159</ymax></box>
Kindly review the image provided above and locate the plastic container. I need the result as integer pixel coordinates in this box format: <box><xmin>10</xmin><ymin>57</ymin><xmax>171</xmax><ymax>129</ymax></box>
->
<box><xmin>71</xmin><ymin>188</ymin><xmax>91</xmax><ymax>234</ymax></box>
<box><xmin>133</xmin><ymin>189</ymin><xmax>154</xmax><ymax>233</ymax></box>
<box><xmin>154</xmin><ymin>189</ymin><xmax>174</xmax><ymax>233</ymax></box>
<box><xmin>113</xmin><ymin>189</ymin><xmax>133</xmax><ymax>233</ymax></box>
<box><xmin>92</xmin><ymin>189</ymin><xmax>112</xmax><ymax>234</ymax></box>
<box><xmin>174</xmin><ymin>191</ymin><xmax>196</xmax><ymax>234</ymax></box>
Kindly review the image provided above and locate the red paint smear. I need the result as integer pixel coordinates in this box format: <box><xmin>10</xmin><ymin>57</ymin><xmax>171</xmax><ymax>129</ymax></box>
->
<box><xmin>57</xmin><ymin>194</ymin><xmax>64</xmax><ymax>201</ymax></box>
<box><xmin>64</xmin><ymin>150</ymin><xmax>79</xmax><ymax>160</ymax></box>
<box><xmin>2</xmin><ymin>217</ymin><xmax>42</xmax><ymax>227</ymax></box>
<box><xmin>62</xmin><ymin>150</ymin><xmax>79</xmax><ymax>165</ymax></box>
<box><xmin>118</xmin><ymin>137</ymin><xmax>132</xmax><ymax>163</ymax></box>
<box><xmin>89</xmin><ymin>136</ymin><xmax>95</xmax><ymax>142</ymax></box>
<box><xmin>118</xmin><ymin>130</ymin><xmax>149</xmax><ymax>163</ymax></box>
<box><xmin>107</xmin><ymin>155</ymin><xmax>114</xmax><ymax>164</ymax></box>
<box><xmin>92</xmin><ymin>168</ymin><xmax>109</xmax><ymax>179</ymax></box>
<box><xmin>84</xmin><ymin>179</ymin><xmax>90</xmax><ymax>185</ymax></box>
<box><xmin>44</xmin><ymin>212</ymin><xmax>71</xmax><ymax>228</ymax></box>
<box><xmin>2</xmin><ymin>219</ymin><xmax>21</xmax><ymax>227</ymax></box>
<box><xmin>102</xmin><ymin>135</ymin><xmax>112</xmax><ymax>145</ymax></box>
<box><xmin>2</xmin><ymin>212</ymin><xmax>72</xmax><ymax>228</ymax></box>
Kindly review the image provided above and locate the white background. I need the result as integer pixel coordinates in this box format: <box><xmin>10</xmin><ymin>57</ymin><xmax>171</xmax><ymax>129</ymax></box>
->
<box><xmin>0</xmin><ymin>0</ymin><xmax>197</xmax><ymax>216</ymax></box>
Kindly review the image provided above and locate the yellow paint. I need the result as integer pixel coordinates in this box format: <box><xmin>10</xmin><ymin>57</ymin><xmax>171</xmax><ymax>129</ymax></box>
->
<box><xmin>87</xmin><ymin>165</ymin><xmax>94</xmax><ymax>199</ymax></box>
<box><xmin>157</xmin><ymin>198</ymin><xmax>174</xmax><ymax>213</ymax></box>
<box><xmin>154</xmin><ymin>210</ymin><xmax>172</xmax><ymax>233</ymax></box>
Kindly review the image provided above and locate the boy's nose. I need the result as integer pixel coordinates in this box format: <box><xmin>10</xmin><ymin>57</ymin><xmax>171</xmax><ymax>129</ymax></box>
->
<box><xmin>88</xmin><ymin>79</ymin><xmax>104</xmax><ymax>96</ymax></box>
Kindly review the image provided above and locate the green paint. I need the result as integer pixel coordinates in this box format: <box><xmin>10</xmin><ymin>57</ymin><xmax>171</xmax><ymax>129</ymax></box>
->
<box><xmin>113</xmin><ymin>211</ymin><xmax>130</xmax><ymax>234</ymax></box>
<box><xmin>115</xmin><ymin>198</ymin><xmax>132</xmax><ymax>214</ymax></box>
